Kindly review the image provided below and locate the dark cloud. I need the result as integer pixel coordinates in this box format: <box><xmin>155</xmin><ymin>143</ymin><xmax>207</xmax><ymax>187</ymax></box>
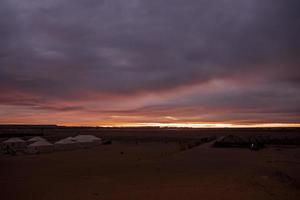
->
<box><xmin>0</xmin><ymin>0</ymin><xmax>299</xmax><ymax>124</ymax></box>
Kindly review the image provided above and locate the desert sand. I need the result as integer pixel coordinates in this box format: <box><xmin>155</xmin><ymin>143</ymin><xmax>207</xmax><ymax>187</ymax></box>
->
<box><xmin>1</xmin><ymin>137</ymin><xmax>299</xmax><ymax>200</ymax></box>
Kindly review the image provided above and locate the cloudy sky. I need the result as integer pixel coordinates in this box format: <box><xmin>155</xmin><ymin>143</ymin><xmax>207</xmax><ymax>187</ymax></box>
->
<box><xmin>0</xmin><ymin>0</ymin><xmax>299</xmax><ymax>126</ymax></box>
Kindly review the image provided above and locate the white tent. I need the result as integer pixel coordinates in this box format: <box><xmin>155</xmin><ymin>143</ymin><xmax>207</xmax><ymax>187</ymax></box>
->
<box><xmin>74</xmin><ymin>137</ymin><xmax>95</xmax><ymax>148</ymax></box>
<box><xmin>73</xmin><ymin>135</ymin><xmax>102</xmax><ymax>148</ymax></box>
<box><xmin>54</xmin><ymin>137</ymin><xmax>78</xmax><ymax>151</ymax></box>
<box><xmin>3</xmin><ymin>137</ymin><xmax>25</xmax><ymax>143</ymax></box>
<box><xmin>27</xmin><ymin>140</ymin><xmax>54</xmax><ymax>154</ymax></box>
<box><xmin>1</xmin><ymin>137</ymin><xmax>27</xmax><ymax>151</ymax></box>
<box><xmin>73</xmin><ymin>135</ymin><xmax>101</xmax><ymax>141</ymax></box>
<box><xmin>66</xmin><ymin>137</ymin><xmax>77</xmax><ymax>141</ymax></box>
<box><xmin>27</xmin><ymin>136</ymin><xmax>47</xmax><ymax>144</ymax></box>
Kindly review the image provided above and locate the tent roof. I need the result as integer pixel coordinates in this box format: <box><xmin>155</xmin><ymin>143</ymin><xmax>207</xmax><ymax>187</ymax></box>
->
<box><xmin>55</xmin><ymin>138</ymin><xmax>76</xmax><ymax>144</ymax></box>
<box><xmin>3</xmin><ymin>137</ymin><xmax>26</xmax><ymax>143</ymax></box>
<box><xmin>73</xmin><ymin>135</ymin><xmax>101</xmax><ymax>141</ymax></box>
<box><xmin>28</xmin><ymin>136</ymin><xmax>46</xmax><ymax>142</ymax></box>
<box><xmin>29</xmin><ymin>140</ymin><xmax>53</xmax><ymax>147</ymax></box>
<box><xmin>75</xmin><ymin>138</ymin><xmax>94</xmax><ymax>143</ymax></box>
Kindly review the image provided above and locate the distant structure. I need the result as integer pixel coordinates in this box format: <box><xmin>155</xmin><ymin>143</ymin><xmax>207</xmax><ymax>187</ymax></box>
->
<box><xmin>214</xmin><ymin>135</ymin><xmax>248</xmax><ymax>148</ymax></box>
<box><xmin>73</xmin><ymin>135</ymin><xmax>102</xmax><ymax>141</ymax></box>
<box><xmin>0</xmin><ymin>134</ymin><xmax>103</xmax><ymax>155</ymax></box>
<box><xmin>73</xmin><ymin>135</ymin><xmax>102</xmax><ymax>148</ymax></box>
<box><xmin>54</xmin><ymin>137</ymin><xmax>78</xmax><ymax>151</ymax></box>
<box><xmin>214</xmin><ymin>135</ymin><xmax>265</xmax><ymax>150</ymax></box>
<box><xmin>27</xmin><ymin>140</ymin><xmax>54</xmax><ymax>154</ymax></box>
<box><xmin>27</xmin><ymin>136</ymin><xmax>47</xmax><ymax>144</ymax></box>
<box><xmin>1</xmin><ymin>137</ymin><xmax>27</xmax><ymax>152</ymax></box>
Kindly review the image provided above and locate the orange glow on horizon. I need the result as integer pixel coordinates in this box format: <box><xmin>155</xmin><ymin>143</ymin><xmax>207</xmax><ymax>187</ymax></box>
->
<box><xmin>60</xmin><ymin>122</ymin><xmax>300</xmax><ymax>128</ymax></box>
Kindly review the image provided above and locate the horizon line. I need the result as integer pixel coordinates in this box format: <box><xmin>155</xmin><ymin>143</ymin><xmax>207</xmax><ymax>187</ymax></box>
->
<box><xmin>1</xmin><ymin>122</ymin><xmax>300</xmax><ymax>128</ymax></box>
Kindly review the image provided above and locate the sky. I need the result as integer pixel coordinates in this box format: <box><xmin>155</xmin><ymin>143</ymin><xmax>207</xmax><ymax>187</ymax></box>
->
<box><xmin>0</xmin><ymin>0</ymin><xmax>300</xmax><ymax>127</ymax></box>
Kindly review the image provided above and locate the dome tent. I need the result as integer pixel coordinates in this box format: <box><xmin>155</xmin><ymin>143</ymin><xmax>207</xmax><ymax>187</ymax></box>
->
<box><xmin>73</xmin><ymin>135</ymin><xmax>101</xmax><ymax>141</ymax></box>
<box><xmin>27</xmin><ymin>140</ymin><xmax>54</xmax><ymax>154</ymax></box>
<box><xmin>54</xmin><ymin>137</ymin><xmax>78</xmax><ymax>151</ymax></box>
<box><xmin>1</xmin><ymin>137</ymin><xmax>27</xmax><ymax>152</ymax></box>
<box><xmin>3</xmin><ymin>137</ymin><xmax>25</xmax><ymax>143</ymax></box>
<box><xmin>27</xmin><ymin>136</ymin><xmax>47</xmax><ymax>144</ymax></box>
<box><xmin>73</xmin><ymin>135</ymin><xmax>102</xmax><ymax>148</ymax></box>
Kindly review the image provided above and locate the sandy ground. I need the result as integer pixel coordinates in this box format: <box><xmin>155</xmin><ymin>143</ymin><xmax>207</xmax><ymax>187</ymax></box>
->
<box><xmin>0</xmin><ymin>141</ymin><xmax>299</xmax><ymax>200</ymax></box>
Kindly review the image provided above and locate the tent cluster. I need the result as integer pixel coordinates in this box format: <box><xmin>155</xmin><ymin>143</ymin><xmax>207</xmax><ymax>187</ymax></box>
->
<box><xmin>213</xmin><ymin>135</ymin><xmax>265</xmax><ymax>150</ymax></box>
<box><xmin>54</xmin><ymin>135</ymin><xmax>102</xmax><ymax>151</ymax></box>
<box><xmin>214</xmin><ymin>134</ymin><xmax>300</xmax><ymax>150</ymax></box>
<box><xmin>1</xmin><ymin>135</ymin><xmax>103</xmax><ymax>155</ymax></box>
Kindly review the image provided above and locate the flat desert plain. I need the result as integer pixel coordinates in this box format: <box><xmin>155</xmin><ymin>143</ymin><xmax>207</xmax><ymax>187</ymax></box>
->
<box><xmin>1</xmin><ymin>135</ymin><xmax>300</xmax><ymax>200</ymax></box>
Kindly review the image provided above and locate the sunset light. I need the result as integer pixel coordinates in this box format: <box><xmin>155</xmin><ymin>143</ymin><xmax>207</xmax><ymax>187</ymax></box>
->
<box><xmin>0</xmin><ymin>0</ymin><xmax>299</xmax><ymax>127</ymax></box>
<box><xmin>1</xmin><ymin>1</ymin><xmax>300</xmax><ymax>200</ymax></box>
